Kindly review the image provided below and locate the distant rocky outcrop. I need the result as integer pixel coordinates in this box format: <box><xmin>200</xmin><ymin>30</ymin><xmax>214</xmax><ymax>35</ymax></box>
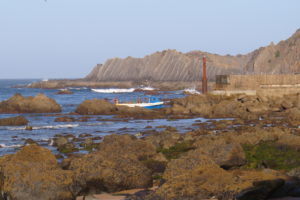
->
<box><xmin>86</xmin><ymin>50</ymin><xmax>250</xmax><ymax>82</ymax></box>
<box><xmin>86</xmin><ymin>29</ymin><xmax>300</xmax><ymax>82</ymax></box>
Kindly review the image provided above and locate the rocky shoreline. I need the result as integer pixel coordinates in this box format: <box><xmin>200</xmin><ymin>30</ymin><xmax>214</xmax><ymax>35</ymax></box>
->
<box><xmin>25</xmin><ymin>79</ymin><xmax>211</xmax><ymax>91</ymax></box>
<box><xmin>1</xmin><ymin>93</ymin><xmax>300</xmax><ymax>199</ymax></box>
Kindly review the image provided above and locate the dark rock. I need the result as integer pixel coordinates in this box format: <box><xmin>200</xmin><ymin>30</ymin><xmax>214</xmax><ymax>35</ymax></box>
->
<box><xmin>54</xmin><ymin>116</ymin><xmax>76</xmax><ymax>122</ymax></box>
<box><xmin>236</xmin><ymin>179</ymin><xmax>285</xmax><ymax>200</ymax></box>
<box><xmin>79</xmin><ymin>133</ymin><xmax>92</xmax><ymax>138</ymax></box>
<box><xmin>55</xmin><ymin>89</ymin><xmax>73</xmax><ymax>95</ymax></box>
<box><xmin>53</xmin><ymin>136</ymin><xmax>68</xmax><ymax>147</ymax></box>
<box><xmin>57</xmin><ymin>143</ymin><xmax>78</xmax><ymax>154</ymax></box>
<box><xmin>24</xmin><ymin>138</ymin><xmax>37</xmax><ymax>145</ymax></box>
<box><xmin>270</xmin><ymin>181</ymin><xmax>300</xmax><ymax>198</ymax></box>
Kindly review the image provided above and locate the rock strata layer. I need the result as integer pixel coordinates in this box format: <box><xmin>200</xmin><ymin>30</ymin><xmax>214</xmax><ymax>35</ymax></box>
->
<box><xmin>86</xmin><ymin>29</ymin><xmax>300</xmax><ymax>82</ymax></box>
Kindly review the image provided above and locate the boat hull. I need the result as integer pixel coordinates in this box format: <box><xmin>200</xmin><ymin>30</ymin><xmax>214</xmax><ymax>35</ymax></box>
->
<box><xmin>116</xmin><ymin>102</ymin><xmax>164</xmax><ymax>109</ymax></box>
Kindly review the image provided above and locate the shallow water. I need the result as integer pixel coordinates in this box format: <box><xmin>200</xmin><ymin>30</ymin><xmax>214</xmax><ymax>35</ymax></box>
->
<box><xmin>0</xmin><ymin>79</ymin><xmax>207</xmax><ymax>155</ymax></box>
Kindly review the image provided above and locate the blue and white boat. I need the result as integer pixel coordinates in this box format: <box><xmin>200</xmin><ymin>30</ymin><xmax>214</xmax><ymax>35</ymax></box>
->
<box><xmin>116</xmin><ymin>97</ymin><xmax>164</xmax><ymax>109</ymax></box>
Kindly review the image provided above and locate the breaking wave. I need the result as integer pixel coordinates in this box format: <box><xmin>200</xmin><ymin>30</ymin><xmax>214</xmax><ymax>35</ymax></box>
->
<box><xmin>183</xmin><ymin>88</ymin><xmax>201</xmax><ymax>94</ymax></box>
<box><xmin>91</xmin><ymin>87</ymin><xmax>156</xmax><ymax>93</ymax></box>
<box><xmin>0</xmin><ymin>144</ymin><xmax>22</xmax><ymax>148</ymax></box>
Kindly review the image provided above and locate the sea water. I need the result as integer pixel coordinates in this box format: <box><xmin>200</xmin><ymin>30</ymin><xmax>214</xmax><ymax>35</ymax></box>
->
<box><xmin>0</xmin><ymin>79</ymin><xmax>206</xmax><ymax>155</ymax></box>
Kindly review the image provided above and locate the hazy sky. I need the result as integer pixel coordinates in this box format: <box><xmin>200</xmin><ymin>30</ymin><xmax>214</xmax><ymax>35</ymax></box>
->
<box><xmin>0</xmin><ymin>0</ymin><xmax>299</xmax><ymax>78</ymax></box>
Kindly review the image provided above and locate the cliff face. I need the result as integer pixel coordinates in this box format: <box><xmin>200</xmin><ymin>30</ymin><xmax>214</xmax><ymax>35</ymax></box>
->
<box><xmin>245</xmin><ymin>29</ymin><xmax>300</xmax><ymax>73</ymax></box>
<box><xmin>86</xmin><ymin>29</ymin><xmax>300</xmax><ymax>82</ymax></box>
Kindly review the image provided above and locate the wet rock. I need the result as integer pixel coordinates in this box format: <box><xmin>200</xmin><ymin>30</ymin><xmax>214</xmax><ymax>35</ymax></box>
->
<box><xmin>24</xmin><ymin>138</ymin><xmax>38</xmax><ymax>145</ymax></box>
<box><xmin>57</xmin><ymin>142</ymin><xmax>78</xmax><ymax>154</ymax></box>
<box><xmin>79</xmin><ymin>133</ymin><xmax>92</xmax><ymax>138</ymax></box>
<box><xmin>25</xmin><ymin>125</ymin><xmax>33</xmax><ymax>130</ymax></box>
<box><xmin>236</xmin><ymin>179</ymin><xmax>285</xmax><ymax>200</ymax></box>
<box><xmin>80</xmin><ymin>138</ymin><xmax>99</xmax><ymax>152</ymax></box>
<box><xmin>0</xmin><ymin>144</ymin><xmax>74</xmax><ymax>200</ymax></box>
<box><xmin>0</xmin><ymin>116</ymin><xmax>28</xmax><ymax>126</ymax></box>
<box><xmin>56</xmin><ymin>89</ymin><xmax>73</xmax><ymax>95</ymax></box>
<box><xmin>53</xmin><ymin>136</ymin><xmax>68</xmax><ymax>147</ymax></box>
<box><xmin>0</xmin><ymin>93</ymin><xmax>61</xmax><ymax>113</ymax></box>
<box><xmin>145</xmin><ymin>130</ymin><xmax>182</xmax><ymax>149</ymax></box>
<box><xmin>270</xmin><ymin>180</ymin><xmax>300</xmax><ymax>199</ymax></box>
<box><xmin>54</xmin><ymin>116</ymin><xmax>76</xmax><ymax>122</ymax></box>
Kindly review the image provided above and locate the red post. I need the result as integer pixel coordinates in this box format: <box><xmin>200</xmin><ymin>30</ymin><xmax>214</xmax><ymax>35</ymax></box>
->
<box><xmin>202</xmin><ymin>56</ymin><xmax>208</xmax><ymax>94</ymax></box>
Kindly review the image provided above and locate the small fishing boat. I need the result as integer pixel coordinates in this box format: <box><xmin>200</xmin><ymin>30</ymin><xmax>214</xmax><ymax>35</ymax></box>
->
<box><xmin>115</xmin><ymin>97</ymin><xmax>164</xmax><ymax>109</ymax></box>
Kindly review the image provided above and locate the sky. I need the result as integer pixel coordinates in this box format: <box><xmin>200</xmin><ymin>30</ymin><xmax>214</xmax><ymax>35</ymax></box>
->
<box><xmin>0</xmin><ymin>0</ymin><xmax>299</xmax><ymax>79</ymax></box>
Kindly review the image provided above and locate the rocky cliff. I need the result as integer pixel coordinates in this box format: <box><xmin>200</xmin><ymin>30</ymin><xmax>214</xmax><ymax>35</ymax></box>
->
<box><xmin>85</xmin><ymin>50</ymin><xmax>251</xmax><ymax>82</ymax></box>
<box><xmin>245</xmin><ymin>29</ymin><xmax>300</xmax><ymax>73</ymax></box>
<box><xmin>85</xmin><ymin>29</ymin><xmax>300</xmax><ymax>82</ymax></box>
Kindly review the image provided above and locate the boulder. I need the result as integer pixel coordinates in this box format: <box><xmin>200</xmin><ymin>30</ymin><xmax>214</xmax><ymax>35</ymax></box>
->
<box><xmin>0</xmin><ymin>93</ymin><xmax>61</xmax><ymax>113</ymax></box>
<box><xmin>69</xmin><ymin>151</ymin><xmax>153</xmax><ymax>194</ymax></box>
<box><xmin>75</xmin><ymin>99</ymin><xmax>156</xmax><ymax>118</ymax></box>
<box><xmin>68</xmin><ymin>135</ymin><xmax>159</xmax><ymax>194</ymax></box>
<box><xmin>194</xmin><ymin>137</ymin><xmax>246</xmax><ymax>169</ymax></box>
<box><xmin>0</xmin><ymin>116</ymin><xmax>28</xmax><ymax>126</ymax></box>
<box><xmin>149</xmin><ymin>147</ymin><xmax>288</xmax><ymax>200</ymax></box>
<box><xmin>98</xmin><ymin>134</ymin><xmax>157</xmax><ymax>161</ymax></box>
<box><xmin>54</xmin><ymin>116</ymin><xmax>76</xmax><ymax>122</ymax></box>
<box><xmin>0</xmin><ymin>144</ymin><xmax>74</xmax><ymax>200</ymax></box>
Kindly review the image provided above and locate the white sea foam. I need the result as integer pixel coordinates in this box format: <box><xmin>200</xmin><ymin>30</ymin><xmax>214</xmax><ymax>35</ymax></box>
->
<box><xmin>7</xmin><ymin>124</ymin><xmax>79</xmax><ymax>131</ymax></box>
<box><xmin>183</xmin><ymin>88</ymin><xmax>201</xmax><ymax>94</ymax></box>
<box><xmin>0</xmin><ymin>144</ymin><xmax>22</xmax><ymax>148</ymax></box>
<box><xmin>138</xmin><ymin>87</ymin><xmax>156</xmax><ymax>91</ymax></box>
<box><xmin>67</xmin><ymin>87</ymin><xmax>88</xmax><ymax>90</ymax></box>
<box><xmin>92</xmin><ymin>88</ymin><xmax>135</xmax><ymax>93</ymax></box>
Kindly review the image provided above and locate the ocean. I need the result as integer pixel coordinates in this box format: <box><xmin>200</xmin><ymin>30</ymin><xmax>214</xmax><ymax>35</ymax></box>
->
<box><xmin>0</xmin><ymin>79</ymin><xmax>205</xmax><ymax>156</ymax></box>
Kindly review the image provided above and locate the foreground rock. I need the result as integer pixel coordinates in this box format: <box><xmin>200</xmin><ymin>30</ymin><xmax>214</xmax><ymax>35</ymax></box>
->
<box><xmin>0</xmin><ymin>144</ymin><xmax>74</xmax><ymax>200</ymax></box>
<box><xmin>165</xmin><ymin>93</ymin><xmax>300</xmax><ymax>120</ymax></box>
<box><xmin>0</xmin><ymin>93</ymin><xmax>61</xmax><ymax>113</ymax></box>
<box><xmin>68</xmin><ymin>135</ymin><xmax>162</xmax><ymax>194</ymax></box>
<box><xmin>0</xmin><ymin>116</ymin><xmax>28</xmax><ymax>126</ymax></box>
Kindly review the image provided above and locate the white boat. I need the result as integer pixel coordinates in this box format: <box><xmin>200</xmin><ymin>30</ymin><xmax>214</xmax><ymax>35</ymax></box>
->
<box><xmin>91</xmin><ymin>88</ymin><xmax>135</xmax><ymax>93</ymax></box>
<box><xmin>115</xmin><ymin>97</ymin><xmax>164</xmax><ymax>109</ymax></box>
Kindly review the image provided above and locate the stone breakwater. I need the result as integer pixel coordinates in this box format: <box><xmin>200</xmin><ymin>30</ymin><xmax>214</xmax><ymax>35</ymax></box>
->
<box><xmin>1</xmin><ymin>93</ymin><xmax>300</xmax><ymax>199</ymax></box>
